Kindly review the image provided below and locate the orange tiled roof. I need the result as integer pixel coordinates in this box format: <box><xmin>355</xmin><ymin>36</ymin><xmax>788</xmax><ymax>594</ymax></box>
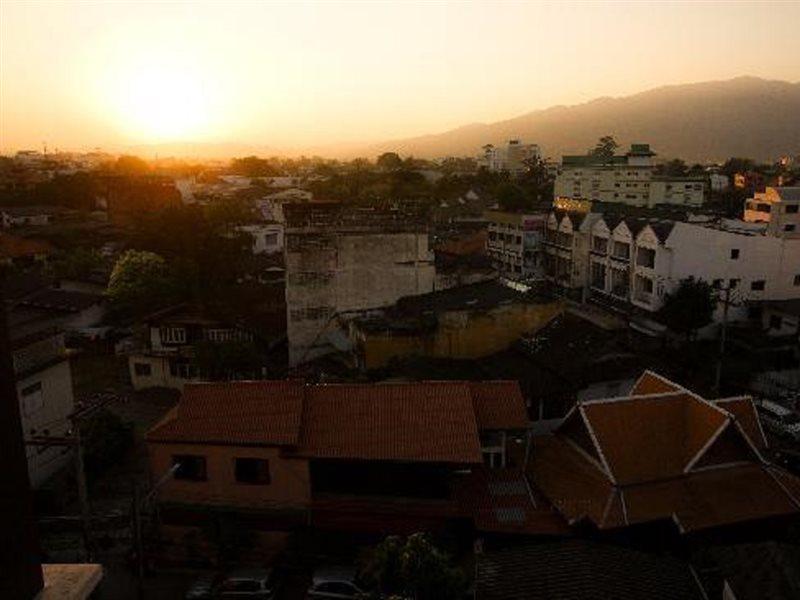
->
<box><xmin>469</xmin><ymin>381</ymin><xmax>529</xmax><ymax>430</ymax></box>
<box><xmin>528</xmin><ymin>371</ymin><xmax>800</xmax><ymax>533</ymax></box>
<box><xmin>716</xmin><ymin>396</ymin><xmax>769</xmax><ymax>450</ymax></box>
<box><xmin>146</xmin><ymin>381</ymin><xmax>305</xmax><ymax>446</ymax></box>
<box><xmin>294</xmin><ymin>382</ymin><xmax>482</xmax><ymax>463</ymax></box>
<box><xmin>0</xmin><ymin>233</ymin><xmax>53</xmax><ymax>259</ymax></box>
<box><xmin>147</xmin><ymin>380</ymin><xmax>525</xmax><ymax>464</ymax></box>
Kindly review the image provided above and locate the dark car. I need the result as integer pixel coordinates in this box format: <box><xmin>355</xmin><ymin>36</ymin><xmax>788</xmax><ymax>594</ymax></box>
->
<box><xmin>220</xmin><ymin>568</ymin><xmax>280</xmax><ymax>599</ymax></box>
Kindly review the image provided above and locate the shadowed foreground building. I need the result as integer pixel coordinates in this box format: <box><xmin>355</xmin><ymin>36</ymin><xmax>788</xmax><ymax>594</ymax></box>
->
<box><xmin>146</xmin><ymin>379</ymin><xmax>536</xmax><ymax>561</ymax></box>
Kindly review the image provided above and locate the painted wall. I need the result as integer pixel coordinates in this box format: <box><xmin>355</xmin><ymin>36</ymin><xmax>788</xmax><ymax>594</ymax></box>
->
<box><xmin>355</xmin><ymin>299</ymin><xmax>564</xmax><ymax>369</ymax></box>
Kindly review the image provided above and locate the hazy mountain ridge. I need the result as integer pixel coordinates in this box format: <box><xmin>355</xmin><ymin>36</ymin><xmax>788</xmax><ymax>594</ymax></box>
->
<box><xmin>364</xmin><ymin>77</ymin><xmax>800</xmax><ymax>162</ymax></box>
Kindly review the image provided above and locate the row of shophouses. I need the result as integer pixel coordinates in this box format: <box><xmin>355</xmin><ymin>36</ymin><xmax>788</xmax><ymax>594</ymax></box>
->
<box><xmin>541</xmin><ymin>191</ymin><xmax>800</xmax><ymax>335</ymax></box>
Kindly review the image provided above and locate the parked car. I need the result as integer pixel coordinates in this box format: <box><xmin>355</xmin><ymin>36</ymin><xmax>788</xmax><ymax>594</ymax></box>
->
<box><xmin>306</xmin><ymin>567</ymin><xmax>366</xmax><ymax>600</ymax></box>
<box><xmin>755</xmin><ymin>399</ymin><xmax>800</xmax><ymax>441</ymax></box>
<box><xmin>220</xmin><ymin>568</ymin><xmax>279</xmax><ymax>599</ymax></box>
<box><xmin>185</xmin><ymin>572</ymin><xmax>223</xmax><ymax>600</ymax></box>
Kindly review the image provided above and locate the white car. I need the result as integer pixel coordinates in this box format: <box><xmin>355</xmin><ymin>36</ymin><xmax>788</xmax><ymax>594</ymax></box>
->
<box><xmin>306</xmin><ymin>567</ymin><xmax>366</xmax><ymax>600</ymax></box>
<box><xmin>220</xmin><ymin>568</ymin><xmax>278</xmax><ymax>599</ymax></box>
<box><xmin>755</xmin><ymin>400</ymin><xmax>800</xmax><ymax>441</ymax></box>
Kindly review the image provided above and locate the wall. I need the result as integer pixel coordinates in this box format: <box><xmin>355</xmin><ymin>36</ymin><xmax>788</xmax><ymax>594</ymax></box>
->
<box><xmin>148</xmin><ymin>442</ymin><xmax>311</xmax><ymax>509</ymax></box>
<box><xmin>356</xmin><ymin>299</ymin><xmax>564</xmax><ymax>369</ymax></box>
<box><xmin>286</xmin><ymin>230</ymin><xmax>435</xmax><ymax>365</ymax></box>
<box><xmin>128</xmin><ymin>354</ymin><xmax>187</xmax><ymax>391</ymax></box>
<box><xmin>17</xmin><ymin>360</ymin><xmax>75</xmax><ymax>487</ymax></box>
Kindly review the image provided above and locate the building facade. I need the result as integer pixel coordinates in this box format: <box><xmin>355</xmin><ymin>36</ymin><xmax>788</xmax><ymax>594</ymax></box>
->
<box><xmin>485</xmin><ymin>211</ymin><xmax>547</xmax><ymax>280</ymax></box>
<box><xmin>284</xmin><ymin>204</ymin><xmax>435</xmax><ymax>366</ymax></box>
<box><xmin>744</xmin><ymin>187</ymin><xmax>800</xmax><ymax>239</ymax></box>
<box><xmin>554</xmin><ymin>144</ymin><xmax>706</xmax><ymax>208</ymax></box>
<box><xmin>478</xmin><ymin>140</ymin><xmax>540</xmax><ymax>176</ymax></box>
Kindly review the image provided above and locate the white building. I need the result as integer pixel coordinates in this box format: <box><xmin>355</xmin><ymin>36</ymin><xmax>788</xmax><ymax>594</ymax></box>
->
<box><xmin>744</xmin><ymin>187</ymin><xmax>800</xmax><ymax>239</ymax></box>
<box><xmin>478</xmin><ymin>140</ymin><xmax>540</xmax><ymax>176</ymax></box>
<box><xmin>545</xmin><ymin>210</ymin><xmax>800</xmax><ymax>326</ymax></box>
<box><xmin>285</xmin><ymin>204</ymin><xmax>435</xmax><ymax>365</ymax></box>
<box><xmin>709</xmin><ymin>173</ymin><xmax>730</xmax><ymax>192</ymax></box>
<box><xmin>485</xmin><ymin>210</ymin><xmax>548</xmax><ymax>280</ymax></box>
<box><xmin>554</xmin><ymin>144</ymin><xmax>706</xmax><ymax>208</ymax></box>
<box><xmin>237</xmin><ymin>223</ymin><xmax>284</xmax><ymax>255</ymax></box>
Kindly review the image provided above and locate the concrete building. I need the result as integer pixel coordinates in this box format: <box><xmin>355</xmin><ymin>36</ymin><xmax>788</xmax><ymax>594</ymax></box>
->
<box><xmin>237</xmin><ymin>223</ymin><xmax>284</xmax><ymax>255</ymax></box>
<box><xmin>478</xmin><ymin>140</ymin><xmax>540</xmax><ymax>176</ymax></box>
<box><xmin>284</xmin><ymin>204</ymin><xmax>435</xmax><ymax>366</ymax></box>
<box><xmin>485</xmin><ymin>211</ymin><xmax>548</xmax><ymax>280</ymax></box>
<box><xmin>346</xmin><ymin>280</ymin><xmax>564</xmax><ymax>370</ymax></box>
<box><xmin>744</xmin><ymin>187</ymin><xmax>800</xmax><ymax>239</ymax></box>
<box><xmin>554</xmin><ymin>144</ymin><xmax>706</xmax><ymax>208</ymax></box>
<box><xmin>545</xmin><ymin>209</ymin><xmax>800</xmax><ymax>326</ymax></box>
<box><xmin>710</xmin><ymin>173</ymin><xmax>730</xmax><ymax>192</ymax></box>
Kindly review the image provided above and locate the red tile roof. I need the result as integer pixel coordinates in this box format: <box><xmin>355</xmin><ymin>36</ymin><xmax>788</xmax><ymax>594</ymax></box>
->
<box><xmin>469</xmin><ymin>381</ymin><xmax>529</xmax><ymax>430</ymax></box>
<box><xmin>295</xmin><ymin>382</ymin><xmax>482</xmax><ymax>463</ymax></box>
<box><xmin>0</xmin><ymin>233</ymin><xmax>53</xmax><ymax>259</ymax></box>
<box><xmin>147</xmin><ymin>381</ymin><xmax>305</xmax><ymax>446</ymax></box>
<box><xmin>147</xmin><ymin>379</ymin><xmax>525</xmax><ymax>464</ymax></box>
<box><xmin>528</xmin><ymin>371</ymin><xmax>800</xmax><ymax>533</ymax></box>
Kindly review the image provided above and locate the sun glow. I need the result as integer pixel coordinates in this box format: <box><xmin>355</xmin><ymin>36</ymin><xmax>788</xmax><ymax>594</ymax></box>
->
<box><xmin>109</xmin><ymin>62</ymin><xmax>216</xmax><ymax>142</ymax></box>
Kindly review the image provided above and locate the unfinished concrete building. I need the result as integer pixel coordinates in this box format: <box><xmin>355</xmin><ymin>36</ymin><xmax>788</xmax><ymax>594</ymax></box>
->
<box><xmin>284</xmin><ymin>204</ymin><xmax>435</xmax><ymax>366</ymax></box>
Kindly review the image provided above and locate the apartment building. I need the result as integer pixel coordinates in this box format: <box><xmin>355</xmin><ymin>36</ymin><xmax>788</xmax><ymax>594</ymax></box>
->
<box><xmin>484</xmin><ymin>210</ymin><xmax>547</xmax><ymax>279</ymax></box>
<box><xmin>284</xmin><ymin>203</ymin><xmax>435</xmax><ymax>366</ymax></box>
<box><xmin>554</xmin><ymin>144</ymin><xmax>705</xmax><ymax>208</ymax></box>
<box><xmin>146</xmin><ymin>380</ymin><xmax>533</xmax><ymax>555</ymax></box>
<box><xmin>478</xmin><ymin>140</ymin><xmax>540</xmax><ymax>176</ymax></box>
<box><xmin>744</xmin><ymin>187</ymin><xmax>800</xmax><ymax>239</ymax></box>
<box><xmin>545</xmin><ymin>208</ymin><xmax>800</xmax><ymax>323</ymax></box>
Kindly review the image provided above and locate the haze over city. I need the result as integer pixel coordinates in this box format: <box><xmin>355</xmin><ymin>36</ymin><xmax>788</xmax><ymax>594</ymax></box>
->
<box><xmin>2</xmin><ymin>1</ymin><xmax>799</xmax><ymax>155</ymax></box>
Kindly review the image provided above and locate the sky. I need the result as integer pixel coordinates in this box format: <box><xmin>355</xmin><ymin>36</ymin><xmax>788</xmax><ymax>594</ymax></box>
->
<box><xmin>1</xmin><ymin>1</ymin><xmax>799</xmax><ymax>155</ymax></box>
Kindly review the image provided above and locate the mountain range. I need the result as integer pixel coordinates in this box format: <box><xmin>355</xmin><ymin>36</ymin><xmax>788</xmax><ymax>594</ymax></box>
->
<box><xmin>361</xmin><ymin>76</ymin><xmax>800</xmax><ymax>163</ymax></box>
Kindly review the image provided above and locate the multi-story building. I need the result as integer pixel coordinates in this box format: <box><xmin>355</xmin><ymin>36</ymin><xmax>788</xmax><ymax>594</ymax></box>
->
<box><xmin>554</xmin><ymin>144</ymin><xmax>706</xmax><ymax>208</ymax></box>
<box><xmin>744</xmin><ymin>187</ymin><xmax>800</xmax><ymax>239</ymax></box>
<box><xmin>146</xmin><ymin>379</ymin><xmax>533</xmax><ymax>557</ymax></box>
<box><xmin>284</xmin><ymin>203</ymin><xmax>435</xmax><ymax>366</ymax></box>
<box><xmin>127</xmin><ymin>304</ymin><xmax>263</xmax><ymax>390</ymax></box>
<box><xmin>478</xmin><ymin>140</ymin><xmax>540</xmax><ymax>176</ymax></box>
<box><xmin>485</xmin><ymin>211</ymin><xmax>547</xmax><ymax>280</ymax></box>
<box><xmin>546</xmin><ymin>208</ymin><xmax>800</xmax><ymax>324</ymax></box>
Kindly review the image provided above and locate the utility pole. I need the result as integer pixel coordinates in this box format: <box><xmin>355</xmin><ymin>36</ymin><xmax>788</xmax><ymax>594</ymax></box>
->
<box><xmin>74</xmin><ymin>425</ymin><xmax>91</xmax><ymax>559</ymax></box>
<box><xmin>714</xmin><ymin>285</ymin><xmax>733</xmax><ymax>397</ymax></box>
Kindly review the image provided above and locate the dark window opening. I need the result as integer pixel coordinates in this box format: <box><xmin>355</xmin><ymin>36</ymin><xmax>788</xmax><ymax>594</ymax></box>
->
<box><xmin>730</xmin><ymin>249</ymin><xmax>740</xmax><ymax>259</ymax></box>
<box><xmin>134</xmin><ymin>362</ymin><xmax>151</xmax><ymax>376</ymax></box>
<box><xmin>173</xmin><ymin>455</ymin><xmax>207</xmax><ymax>481</ymax></box>
<box><xmin>750</xmin><ymin>280</ymin><xmax>765</xmax><ymax>291</ymax></box>
<box><xmin>234</xmin><ymin>458</ymin><xmax>271</xmax><ymax>485</ymax></box>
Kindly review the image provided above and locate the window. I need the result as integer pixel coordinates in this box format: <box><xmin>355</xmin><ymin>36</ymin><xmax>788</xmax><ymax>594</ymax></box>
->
<box><xmin>757</xmin><ymin>203</ymin><xmax>771</xmax><ymax>212</ymax></box>
<box><xmin>160</xmin><ymin>327</ymin><xmax>187</xmax><ymax>344</ymax></box>
<box><xmin>750</xmin><ymin>280</ymin><xmax>766</xmax><ymax>291</ymax></box>
<box><xmin>173</xmin><ymin>455</ymin><xmax>207</xmax><ymax>481</ymax></box>
<box><xmin>769</xmin><ymin>315</ymin><xmax>783</xmax><ymax>330</ymax></box>
<box><xmin>263</xmin><ymin>232</ymin><xmax>279</xmax><ymax>246</ymax></box>
<box><xmin>612</xmin><ymin>241</ymin><xmax>630</xmax><ymax>260</ymax></box>
<box><xmin>235</xmin><ymin>458</ymin><xmax>271</xmax><ymax>484</ymax></box>
<box><xmin>134</xmin><ymin>362</ymin><xmax>151</xmax><ymax>377</ymax></box>
<box><xmin>794</xmin><ymin>274</ymin><xmax>800</xmax><ymax>287</ymax></box>
<box><xmin>729</xmin><ymin>279</ymin><xmax>739</xmax><ymax>289</ymax></box>
<box><xmin>785</xmin><ymin>224</ymin><xmax>797</xmax><ymax>232</ymax></box>
<box><xmin>592</xmin><ymin>236</ymin><xmax>608</xmax><ymax>254</ymax></box>
<box><xmin>786</xmin><ymin>204</ymin><xmax>799</xmax><ymax>214</ymax></box>
<box><xmin>636</xmin><ymin>247</ymin><xmax>655</xmax><ymax>268</ymax></box>
<box><xmin>730</xmin><ymin>249</ymin><xmax>740</xmax><ymax>259</ymax></box>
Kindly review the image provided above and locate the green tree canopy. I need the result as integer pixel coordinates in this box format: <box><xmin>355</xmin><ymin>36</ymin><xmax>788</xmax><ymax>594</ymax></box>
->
<box><xmin>656</xmin><ymin>159</ymin><xmax>688</xmax><ymax>177</ymax></box>
<box><xmin>495</xmin><ymin>182</ymin><xmax>528</xmax><ymax>212</ymax></box>
<box><xmin>106</xmin><ymin>250</ymin><xmax>179</xmax><ymax>318</ymax></box>
<box><xmin>376</xmin><ymin>152</ymin><xmax>403</xmax><ymax>171</ymax></box>
<box><xmin>360</xmin><ymin>533</ymin><xmax>467</xmax><ymax>600</ymax></box>
<box><xmin>659</xmin><ymin>277</ymin><xmax>716</xmax><ymax>340</ymax></box>
<box><xmin>229</xmin><ymin>156</ymin><xmax>280</xmax><ymax>177</ymax></box>
<box><xmin>519</xmin><ymin>155</ymin><xmax>555</xmax><ymax>204</ymax></box>
<box><xmin>588</xmin><ymin>135</ymin><xmax>619</xmax><ymax>162</ymax></box>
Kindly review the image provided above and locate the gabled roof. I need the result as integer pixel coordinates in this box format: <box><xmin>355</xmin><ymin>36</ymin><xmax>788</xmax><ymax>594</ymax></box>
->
<box><xmin>294</xmin><ymin>382</ymin><xmax>482</xmax><ymax>463</ymax></box>
<box><xmin>147</xmin><ymin>379</ymin><xmax>526</xmax><ymax>464</ymax></box>
<box><xmin>147</xmin><ymin>381</ymin><xmax>305</xmax><ymax>446</ymax></box>
<box><xmin>529</xmin><ymin>370</ymin><xmax>800</xmax><ymax>533</ymax></box>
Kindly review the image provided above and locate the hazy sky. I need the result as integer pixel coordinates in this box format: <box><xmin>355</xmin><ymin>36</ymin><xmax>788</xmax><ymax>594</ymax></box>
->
<box><xmin>2</xmin><ymin>1</ymin><xmax>799</xmax><ymax>154</ymax></box>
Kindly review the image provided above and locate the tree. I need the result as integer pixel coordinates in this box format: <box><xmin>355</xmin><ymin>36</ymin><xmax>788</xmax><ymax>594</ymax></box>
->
<box><xmin>229</xmin><ymin>156</ymin><xmax>280</xmax><ymax>177</ymax></box>
<box><xmin>721</xmin><ymin>157</ymin><xmax>756</xmax><ymax>179</ymax></box>
<box><xmin>376</xmin><ymin>152</ymin><xmax>403</xmax><ymax>171</ymax></box>
<box><xmin>106</xmin><ymin>250</ymin><xmax>179</xmax><ymax>318</ymax></box>
<box><xmin>49</xmin><ymin>247</ymin><xmax>103</xmax><ymax>280</ymax></box>
<box><xmin>519</xmin><ymin>155</ymin><xmax>555</xmax><ymax>203</ymax></box>
<box><xmin>659</xmin><ymin>277</ymin><xmax>716</xmax><ymax>341</ymax></box>
<box><xmin>80</xmin><ymin>409</ymin><xmax>134</xmax><ymax>480</ymax></box>
<box><xmin>495</xmin><ymin>182</ymin><xmax>528</xmax><ymax>211</ymax></box>
<box><xmin>656</xmin><ymin>159</ymin><xmax>688</xmax><ymax>177</ymax></box>
<box><xmin>588</xmin><ymin>135</ymin><xmax>619</xmax><ymax>162</ymax></box>
<box><xmin>360</xmin><ymin>533</ymin><xmax>467</xmax><ymax>600</ymax></box>
<box><xmin>112</xmin><ymin>155</ymin><xmax>150</xmax><ymax>175</ymax></box>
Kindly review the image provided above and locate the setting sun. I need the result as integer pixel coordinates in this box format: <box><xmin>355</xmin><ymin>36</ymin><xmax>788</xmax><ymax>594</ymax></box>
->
<box><xmin>110</xmin><ymin>64</ymin><xmax>213</xmax><ymax>141</ymax></box>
